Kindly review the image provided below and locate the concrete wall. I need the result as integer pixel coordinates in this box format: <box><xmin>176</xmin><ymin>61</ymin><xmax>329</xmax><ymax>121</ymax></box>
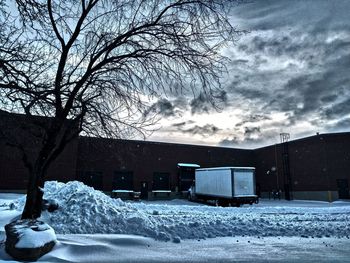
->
<box><xmin>292</xmin><ymin>191</ymin><xmax>339</xmax><ymax>202</ymax></box>
<box><xmin>261</xmin><ymin>191</ymin><xmax>339</xmax><ymax>202</ymax></box>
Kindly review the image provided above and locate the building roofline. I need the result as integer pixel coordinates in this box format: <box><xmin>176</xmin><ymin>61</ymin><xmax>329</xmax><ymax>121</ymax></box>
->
<box><xmin>2</xmin><ymin>110</ymin><xmax>349</xmax><ymax>151</ymax></box>
<box><xmin>79</xmin><ymin>135</ymin><xmax>253</xmax><ymax>152</ymax></box>
<box><xmin>254</xmin><ymin>131</ymin><xmax>350</xmax><ymax>150</ymax></box>
<box><xmin>80</xmin><ymin>131</ymin><xmax>350</xmax><ymax>151</ymax></box>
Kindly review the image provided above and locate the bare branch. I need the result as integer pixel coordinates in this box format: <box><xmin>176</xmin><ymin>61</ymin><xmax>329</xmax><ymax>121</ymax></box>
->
<box><xmin>0</xmin><ymin>0</ymin><xmax>244</xmax><ymax>218</ymax></box>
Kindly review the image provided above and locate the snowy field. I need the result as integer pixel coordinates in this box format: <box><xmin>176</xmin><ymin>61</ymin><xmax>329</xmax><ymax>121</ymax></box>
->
<box><xmin>1</xmin><ymin>181</ymin><xmax>350</xmax><ymax>262</ymax></box>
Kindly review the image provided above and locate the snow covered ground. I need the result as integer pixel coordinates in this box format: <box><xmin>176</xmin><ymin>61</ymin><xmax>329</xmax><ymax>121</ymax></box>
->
<box><xmin>2</xmin><ymin>234</ymin><xmax>350</xmax><ymax>263</ymax></box>
<box><xmin>1</xmin><ymin>181</ymin><xmax>350</xmax><ymax>262</ymax></box>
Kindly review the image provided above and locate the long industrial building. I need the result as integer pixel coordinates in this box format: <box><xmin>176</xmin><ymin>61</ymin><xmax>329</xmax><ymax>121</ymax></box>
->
<box><xmin>0</xmin><ymin>111</ymin><xmax>349</xmax><ymax>201</ymax></box>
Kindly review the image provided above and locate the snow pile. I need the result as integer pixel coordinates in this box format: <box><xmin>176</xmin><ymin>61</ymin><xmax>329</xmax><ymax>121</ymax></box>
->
<box><xmin>12</xmin><ymin>181</ymin><xmax>350</xmax><ymax>242</ymax></box>
<box><xmin>13</xmin><ymin>181</ymin><xmax>175</xmax><ymax>241</ymax></box>
<box><xmin>40</xmin><ymin>181</ymin><xmax>162</xmax><ymax>239</ymax></box>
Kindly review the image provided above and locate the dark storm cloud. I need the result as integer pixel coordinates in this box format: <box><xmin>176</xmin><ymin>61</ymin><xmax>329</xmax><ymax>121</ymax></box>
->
<box><xmin>219</xmin><ymin>126</ymin><xmax>278</xmax><ymax>148</ymax></box>
<box><xmin>247</xmin><ymin>34</ymin><xmax>295</xmax><ymax>56</ymax></box>
<box><xmin>324</xmin><ymin>98</ymin><xmax>350</xmax><ymax>120</ymax></box>
<box><xmin>276</xmin><ymin>54</ymin><xmax>349</xmax><ymax>122</ymax></box>
<box><xmin>219</xmin><ymin>137</ymin><xmax>240</xmax><ymax>147</ymax></box>
<box><xmin>236</xmin><ymin>114</ymin><xmax>272</xmax><ymax>127</ymax></box>
<box><xmin>170</xmin><ymin>119</ymin><xmax>221</xmax><ymax>137</ymax></box>
<box><xmin>320</xmin><ymin>95</ymin><xmax>338</xmax><ymax>103</ymax></box>
<box><xmin>275</xmin><ymin>75</ymin><xmax>325</xmax><ymax>115</ymax></box>
<box><xmin>231</xmin><ymin>59</ymin><xmax>249</xmax><ymax>64</ymax></box>
<box><xmin>190</xmin><ymin>90</ymin><xmax>228</xmax><ymax>115</ymax></box>
<box><xmin>180</xmin><ymin>124</ymin><xmax>220</xmax><ymax>136</ymax></box>
<box><xmin>244</xmin><ymin>126</ymin><xmax>261</xmax><ymax>137</ymax></box>
<box><xmin>171</xmin><ymin>122</ymin><xmax>187</xmax><ymax>128</ymax></box>
<box><xmin>219</xmin><ymin>134</ymin><xmax>265</xmax><ymax>148</ymax></box>
<box><xmin>216</xmin><ymin>90</ymin><xmax>228</xmax><ymax>104</ymax></box>
<box><xmin>152</xmin><ymin>0</ymin><xmax>350</xmax><ymax>148</ymax></box>
<box><xmin>233</xmin><ymin>87</ymin><xmax>269</xmax><ymax>101</ymax></box>
<box><xmin>330</xmin><ymin>118</ymin><xmax>350</xmax><ymax>131</ymax></box>
<box><xmin>277</xmin><ymin>53</ymin><xmax>350</xmax><ymax>122</ymax></box>
<box><xmin>224</xmin><ymin>0</ymin><xmax>350</xmax><ymax>137</ymax></box>
<box><xmin>143</xmin><ymin>98</ymin><xmax>175</xmax><ymax>117</ymax></box>
<box><xmin>232</xmin><ymin>0</ymin><xmax>350</xmax><ymax>31</ymax></box>
<box><xmin>144</xmin><ymin>97</ymin><xmax>188</xmax><ymax>118</ymax></box>
<box><xmin>189</xmin><ymin>94</ymin><xmax>210</xmax><ymax>114</ymax></box>
<box><xmin>171</xmin><ymin>120</ymin><xmax>195</xmax><ymax>128</ymax></box>
<box><xmin>241</xmin><ymin>31</ymin><xmax>346</xmax><ymax>60</ymax></box>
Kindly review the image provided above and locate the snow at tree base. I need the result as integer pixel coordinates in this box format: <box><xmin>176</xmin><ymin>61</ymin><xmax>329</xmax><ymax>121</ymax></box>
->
<box><xmin>12</xmin><ymin>221</ymin><xmax>56</xmax><ymax>249</ymax></box>
<box><xmin>11</xmin><ymin>181</ymin><xmax>350</xmax><ymax>242</ymax></box>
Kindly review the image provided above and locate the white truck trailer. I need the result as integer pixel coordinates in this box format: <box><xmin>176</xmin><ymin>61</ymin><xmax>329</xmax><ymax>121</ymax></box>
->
<box><xmin>188</xmin><ymin>167</ymin><xmax>258</xmax><ymax>206</ymax></box>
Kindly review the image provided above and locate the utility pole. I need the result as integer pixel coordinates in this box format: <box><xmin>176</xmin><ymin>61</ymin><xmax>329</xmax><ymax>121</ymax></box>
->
<box><xmin>274</xmin><ymin>144</ymin><xmax>279</xmax><ymax>190</ymax></box>
<box><xmin>280</xmin><ymin>133</ymin><xmax>292</xmax><ymax>200</ymax></box>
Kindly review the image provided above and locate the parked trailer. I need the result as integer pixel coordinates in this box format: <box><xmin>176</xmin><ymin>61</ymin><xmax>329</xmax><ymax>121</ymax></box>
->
<box><xmin>188</xmin><ymin>167</ymin><xmax>258</xmax><ymax>207</ymax></box>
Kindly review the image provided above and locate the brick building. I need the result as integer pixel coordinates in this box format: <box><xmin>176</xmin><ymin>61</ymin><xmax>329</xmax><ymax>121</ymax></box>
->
<box><xmin>0</xmin><ymin>111</ymin><xmax>349</xmax><ymax>201</ymax></box>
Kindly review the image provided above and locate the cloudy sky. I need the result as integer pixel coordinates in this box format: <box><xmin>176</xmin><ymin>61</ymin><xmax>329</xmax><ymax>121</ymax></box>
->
<box><xmin>146</xmin><ymin>0</ymin><xmax>350</xmax><ymax>149</ymax></box>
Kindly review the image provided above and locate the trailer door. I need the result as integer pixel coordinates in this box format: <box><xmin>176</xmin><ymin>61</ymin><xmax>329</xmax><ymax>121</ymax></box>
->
<box><xmin>233</xmin><ymin>170</ymin><xmax>255</xmax><ymax>196</ymax></box>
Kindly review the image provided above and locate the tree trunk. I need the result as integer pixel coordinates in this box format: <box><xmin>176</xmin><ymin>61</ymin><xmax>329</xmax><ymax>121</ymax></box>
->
<box><xmin>21</xmin><ymin>121</ymin><xmax>70</xmax><ymax>219</ymax></box>
<box><xmin>21</xmin><ymin>167</ymin><xmax>45</xmax><ymax>219</ymax></box>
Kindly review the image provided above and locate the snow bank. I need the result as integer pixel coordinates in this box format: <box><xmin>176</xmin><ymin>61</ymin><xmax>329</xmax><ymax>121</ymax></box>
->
<box><xmin>41</xmin><ymin>182</ymin><xmax>159</xmax><ymax>239</ymax></box>
<box><xmin>12</xmin><ymin>181</ymin><xmax>350</xmax><ymax>242</ymax></box>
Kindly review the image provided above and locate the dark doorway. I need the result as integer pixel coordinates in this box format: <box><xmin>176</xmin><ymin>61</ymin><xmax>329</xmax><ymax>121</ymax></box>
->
<box><xmin>78</xmin><ymin>171</ymin><xmax>103</xmax><ymax>190</ymax></box>
<box><xmin>284</xmin><ymin>184</ymin><xmax>291</xmax><ymax>201</ymax></box>
<box><xmin>337</xmin><ymin>179</ymin><xmax>349</xmax><ymax>199</ymax></box>
<box><xmin>153</xmin><ymin>172</ymin><xmax>170</xmax><ymax>190</ymax></box>
<box><xmin>113</xmin><ymin>171</ymin><xmax>133</xmax><ymax>190</ymax></box>
<box><xmin>140</xmin><ymin>181</ymin><xmax>148</xmax><ymax>199</ymax></box>
<box><xmin>256</xmin><ymin>183</ymin><xmax>261</xmax><ymax>198</ymax></box>
<box><xmin>178</xmin><ymin>167</ymin><xmax>195</xmax><ymax>192</ymax></box>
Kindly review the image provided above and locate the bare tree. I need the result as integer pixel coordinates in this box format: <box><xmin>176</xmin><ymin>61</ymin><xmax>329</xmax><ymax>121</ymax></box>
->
<box><xmin>0</xmin><ymin>0</ymin><xmax>242</xmax><ymax>219</ymax></box>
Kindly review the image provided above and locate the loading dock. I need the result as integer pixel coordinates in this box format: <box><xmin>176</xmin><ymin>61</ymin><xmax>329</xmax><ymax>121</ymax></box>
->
<box><xmin>177</xmin><ymin>163</ymin><xmax>200</xmax><ymax>192</ymax></box>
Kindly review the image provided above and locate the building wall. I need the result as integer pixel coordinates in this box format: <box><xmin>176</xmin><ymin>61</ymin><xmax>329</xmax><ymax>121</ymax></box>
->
<box><xmin>76</xmin><ymin>137</ymin><xmax>254</xmax><ymax>192</ymax></box>
<box><xmin>0</xmin><ymin>141</ymin><xmax>78</xmax><ymax>190</ymax></box>
<box><xmin>0</xmin><ymin>111</ymin><xmax>78</xmax><ymax>190</ymax></box>
<box><xmin>1</xmin><ymin>112</ymin><xmax>349</xmax><ymax>200</ymax></box>
<box><xmin>254</xmin><ymin>133</ymin><xmax>350</xmax><ymax>201</ymax></box>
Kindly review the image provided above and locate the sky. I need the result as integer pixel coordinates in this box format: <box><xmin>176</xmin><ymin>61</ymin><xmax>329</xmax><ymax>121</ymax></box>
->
<box><xmin>146</xmin><ymin>0</ymin><xmax>350</xmax><ymax>149</ymax></box>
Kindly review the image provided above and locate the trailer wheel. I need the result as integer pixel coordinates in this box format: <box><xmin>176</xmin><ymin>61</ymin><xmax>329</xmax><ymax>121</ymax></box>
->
<box><xmin>218</xmin><ymin>199</ymin><xmax>230</xmax><ymax>207</ymax></box>
<box><xmin>255</xmin><ymin>198</ymin><xmax>259</xmax><ymax>204</ymax></box>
